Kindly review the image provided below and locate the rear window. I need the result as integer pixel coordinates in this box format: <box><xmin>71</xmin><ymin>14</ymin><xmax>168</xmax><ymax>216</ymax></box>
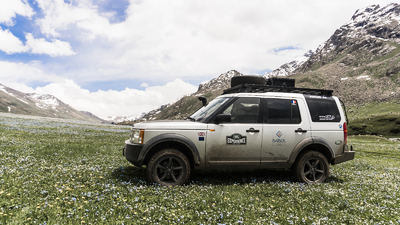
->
<box><xmin>305</xmin><ymin>95</ymin><xmax>341</xmax><ymax>122</ymax></box>
<box><xmin>264</xmin><ymin>99</ymin><xmax>301</xmax><ymax>124</ymax></box>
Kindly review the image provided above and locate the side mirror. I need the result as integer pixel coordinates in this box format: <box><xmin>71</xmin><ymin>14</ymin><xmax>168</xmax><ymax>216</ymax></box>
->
<box><xmin>215</xmin><ymin>114</ymin><xmax>231</xmax><ymax>124</ymax></box>
<box><xmin>198</xmin><ymin>96</ymin><xmax>207</xmax><ymax>106</ymax></box>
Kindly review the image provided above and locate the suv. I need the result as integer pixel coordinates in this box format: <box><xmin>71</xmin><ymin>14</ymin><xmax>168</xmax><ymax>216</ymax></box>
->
<box><xmin>123</xmin><ymin>76</ymin><xmax>355</xmax><ymax>186</ymax></box>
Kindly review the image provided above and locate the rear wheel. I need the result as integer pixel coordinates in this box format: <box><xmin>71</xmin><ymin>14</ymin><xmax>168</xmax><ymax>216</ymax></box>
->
<box><xmin>147</xmin><ymin>149</ymin><xmax>190</xmax><ymax>186</ymax></box>
<box><xmin>292</xmin><ymin>151</ymin><xmax>329</xmax><ymax>183</ymax></box>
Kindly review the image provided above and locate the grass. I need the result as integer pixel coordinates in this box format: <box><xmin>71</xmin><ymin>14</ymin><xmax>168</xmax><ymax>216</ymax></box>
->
<box><xmin>1</xmin><ymin>113</ymin><xmax>400</xmax><ymax>224</ymax></box>
<box><xmin>376</xmin><ymin>42</ymin><xmax>400</xmax><ymax>62</ymax></box>
<box><xmin>347</xmin><ymin>99</ymin><xmax>400</xmax><ymax>137</ymax></box>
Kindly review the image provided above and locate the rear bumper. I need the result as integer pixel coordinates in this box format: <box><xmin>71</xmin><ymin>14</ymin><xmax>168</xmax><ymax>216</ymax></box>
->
<box><xmin>333</xmin><ymin>145</ymin><xmax>355</xmax><ymax>165</ymax></box>
<box><xmin>123</xmin><ymin>140</ymin><xmax>144</xmax><ymax>167</ymax></box>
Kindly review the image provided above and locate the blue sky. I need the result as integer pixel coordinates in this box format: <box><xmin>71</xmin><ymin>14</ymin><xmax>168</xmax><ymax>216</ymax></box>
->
<box><xmin>0</xmin><ymin>0</ymin><xmax>394</xmax><ymax>117</ymax></box>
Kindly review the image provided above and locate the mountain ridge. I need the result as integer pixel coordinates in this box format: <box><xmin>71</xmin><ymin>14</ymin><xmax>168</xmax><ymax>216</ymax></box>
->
<box><xmin>0</xmin><ymin>83</ymin><xmax>101</xmax><ymax>122</ymax></box>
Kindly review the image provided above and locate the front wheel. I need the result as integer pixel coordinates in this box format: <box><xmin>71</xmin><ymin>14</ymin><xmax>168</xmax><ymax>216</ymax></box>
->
<box><xmin>146</xmin><ymin>149</ymin><xmax>190</xmax><ymax>186</ymax></box>
<box><xmin>292</xmin><ymin>151</ymin><xmax>329</xmax><ymax>183</ymax></box>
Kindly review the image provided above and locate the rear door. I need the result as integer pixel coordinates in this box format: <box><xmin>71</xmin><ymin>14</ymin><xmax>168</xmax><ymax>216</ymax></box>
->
<box><xmin>261</xmin><ymin>97</ymin><xmax>311</xmax><ymax>166</ymax></box>
<box><xmin>305</xmin><ymin>95</ymin><xmax>344</xmax><ymax>155</ymax></box>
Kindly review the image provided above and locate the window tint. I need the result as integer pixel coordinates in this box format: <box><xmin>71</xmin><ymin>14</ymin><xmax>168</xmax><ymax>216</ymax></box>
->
<box><xmin>265</xmin><ymin>99</ymin><xmax>301</xmax><ymax>124</ymax></box>
<box><xmin>223</xmin><ymin>98</ymin><xmax>260</xmax><ymax>123</ymax></box>
<box><xmin>305</xmin><ymin>96</ymin><xmax>341</xmax><ymax>122</ymax></box>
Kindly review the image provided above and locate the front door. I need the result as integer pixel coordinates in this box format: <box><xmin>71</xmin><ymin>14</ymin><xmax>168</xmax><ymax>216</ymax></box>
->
<box><xmin>205</xmin><ymin>97</ymin><xmax>262</xmax><ymax>168</ymax></box>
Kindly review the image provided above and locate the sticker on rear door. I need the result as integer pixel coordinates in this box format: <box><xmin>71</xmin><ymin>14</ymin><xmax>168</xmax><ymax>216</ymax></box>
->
<box><xmin>319</xmin><ymin>115</ymin><xmax>336</xmax><ymax>121</ymax></box>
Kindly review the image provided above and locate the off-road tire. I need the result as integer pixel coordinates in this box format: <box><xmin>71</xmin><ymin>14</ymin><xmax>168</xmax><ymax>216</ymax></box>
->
<box><xmin>231</xmin><ymin>75</ymin><xmax>266</xmax><ymax>87</ymax></box>
<box><xmin>292</xmin><ymin>151</ymin><xmax>329</xmax><ymax>183</ymax></box>
<box><xmin>147</xmin><ymin>149</ymin><xmax>190</xmax><ymax>186</ymax></box>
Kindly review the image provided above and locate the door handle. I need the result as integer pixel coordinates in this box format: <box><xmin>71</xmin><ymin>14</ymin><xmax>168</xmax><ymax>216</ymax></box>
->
<box><xmin>295</xmin><ymin>128</ymin><xmax>307</xmax><ymax>133</ymax></box>
<box><xmin>246</xmin><ymin>128</ymin><xmax>260</xmax><ymax>133</ymax></box>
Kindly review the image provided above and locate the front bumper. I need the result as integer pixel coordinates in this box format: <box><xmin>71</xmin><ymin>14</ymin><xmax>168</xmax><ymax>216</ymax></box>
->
<box><xmin>123</xmin><ymin>139</ymin><xmax>144</xmax><ymax>167</ymax></box>
<box><xmin>333</xmin><ymin>145</ymin><xmax>355</xmax><ymax>165</ymax></box>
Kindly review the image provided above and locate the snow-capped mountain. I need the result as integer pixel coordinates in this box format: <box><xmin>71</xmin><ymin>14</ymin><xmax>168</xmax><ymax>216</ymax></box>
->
<box><xmin>299</xmin><ymin>3</ymin><xmax>400</xmax><ymax>73</ymax></box>
<box><xmin>102</xmin><ymin>113</ymin><xmax>147</xmax><ymax>123</ymax></box>
<box><xmin>265</xmin><ymin>50</ymin><xmax>313</xmax><ymax>77</ymax></box>
<box><xmin>266</xmin><ymin>3</ymin><xmax>400</xmax><ymax>77</ymax></box>
<box><xmin>0</xmin><ymin>83</ymin><xmax>101</xmax><ymax>122</ymax></box>
<box><xmin>197</xmin><ymin>70</ymin><xmax>243</xmax><ymax>92</ymax></box>
<box><xmin>25</xmin><ymin>93</ymin><xmax>60</xmax><ymax>110</ymax></box>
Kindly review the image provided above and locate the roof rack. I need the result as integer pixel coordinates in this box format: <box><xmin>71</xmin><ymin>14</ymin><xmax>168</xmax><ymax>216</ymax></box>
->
<box><xmin>223</xmin><ymin>83</ymin><xmax>333</xmax><ymax>96</ymax></box>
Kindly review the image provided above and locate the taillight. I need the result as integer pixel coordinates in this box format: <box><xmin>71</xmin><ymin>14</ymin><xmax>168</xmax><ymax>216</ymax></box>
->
<box><xmin>343</xmin><ymin>122</ymin><xmax>348</xmax><ymax>145</ymax></box>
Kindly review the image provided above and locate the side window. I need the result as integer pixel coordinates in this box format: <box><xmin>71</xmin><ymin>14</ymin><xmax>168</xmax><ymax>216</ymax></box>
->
<box><xmin>223</xmin><ymin>98</ymin><xmax>260</xmax><ymax>123</ymax></box>
<box><xmin>264</xmin><ymin>99</ymin><xmax>301</xmax><ymax>124</ymax></box>
<box><xmin>305</xmin><ymin>96</ymin><xmax>341</xmax><ymax>122</ymax></box>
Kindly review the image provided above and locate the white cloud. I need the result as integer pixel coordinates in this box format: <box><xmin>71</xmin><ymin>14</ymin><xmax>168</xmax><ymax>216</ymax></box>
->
<box><xmin>28</xmin><ymin>78</ymin><xmax>197</xmax><ymax>117</ymax></box>
<box><xmin>0</xmin><ymin>0</ymin><xmax>35</xmax><ymax>26</ymax></box>
<box><xmin>25</xmin><ymin>33</ymin><xmax>76</xmax><ymax>57</ymax></box>
<box><xmin>0</xmin><ymin>60</ymin><xmax>60</xmax><ymax>84</ymax></box>
<box><xmin>0</xmin><ymin>28</ymin><xmax>29</xmax><ymax>54</ymax></box>
<box><xmin>35</xmin><ymin>0</ymin><xmax>125</xmax><ymax>40</ymax></box>
<box><xmin>0</xmin><ymin>30</ymin><xmax>75</xmax><ymax>57</ymax></box>
<box><xmin>28</xmin><ymin>0</ymin><xmax>394</xmax><ymax>83</ymax></box>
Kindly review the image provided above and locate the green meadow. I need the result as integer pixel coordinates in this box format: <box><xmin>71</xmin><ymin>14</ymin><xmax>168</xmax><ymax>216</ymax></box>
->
<box><xmin>347</xmin><ymin>99</ymin><xmax>400</xmax><ymax>137</ymax></box>
<box><xmin>1</xmin><ymin>113</ymin><xmax>399</xmax><ymax>224</ymax></box>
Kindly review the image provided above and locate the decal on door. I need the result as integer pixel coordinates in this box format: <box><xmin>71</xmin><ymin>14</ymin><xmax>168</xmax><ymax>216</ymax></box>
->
<box><xmin>272</xmin><ymin>131</ymin><xmax>286</xmax><ymax>146</ymax></box>
<box><xmin>226</xmin><ymin>133</ymin><xmax>247</xmax><ymax>145</ymax></box>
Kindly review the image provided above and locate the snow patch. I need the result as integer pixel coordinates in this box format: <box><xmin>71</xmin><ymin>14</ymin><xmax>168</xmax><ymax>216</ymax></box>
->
<box><xmin>35</xmin><ymin>103</ymin><xmax>46</xmax><ymax>109</ymax></box>
<box><xmin>27</xmin><ymin>94</ymin><xmax>59</xmax><ymax>110</ymax></box>
<box><xmin>17</xmin><ymin>98</ymin><xmax>29</xmax><ymax>104</ymax></box>
<box><xmin>0</xmin><ymin>85</ymin><xmax>14</xmax><ymax>96</ymax></box>
<box><xmin>357</xmin><ymin>75</ymin><xmax>371</xmax><ymax>80</ymax></box>
<box><xmin>341</xmin><ymin>77</ymin><xmax>349</xmax><ymax>80</ymax></box>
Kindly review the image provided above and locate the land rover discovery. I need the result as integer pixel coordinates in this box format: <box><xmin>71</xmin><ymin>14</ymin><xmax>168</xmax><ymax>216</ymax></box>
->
<box><xmin>123</xmin><ymin>76</ymin><xmax>355</xmax><ymax>186</ymax></box>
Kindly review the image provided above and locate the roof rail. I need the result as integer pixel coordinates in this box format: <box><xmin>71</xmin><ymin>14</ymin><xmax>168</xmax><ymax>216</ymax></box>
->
<box><xmin>223</xmin><ymin>83</ymin><xmax>333</xmax><ymax>96</ymax></box>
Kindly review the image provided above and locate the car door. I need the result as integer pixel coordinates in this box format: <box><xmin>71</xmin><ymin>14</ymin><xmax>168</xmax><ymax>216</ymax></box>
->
<box><xmin>206</xmin><ymin>97</ymin><xmax>262</xmax><ymax>168</ymax></box>
<box><xmin>261</xmin><ymin>98</ymin><xmax>311</xmax><ymax>166</ymax></box>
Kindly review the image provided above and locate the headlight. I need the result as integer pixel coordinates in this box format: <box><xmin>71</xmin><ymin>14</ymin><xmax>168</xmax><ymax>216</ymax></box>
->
<box><xmin>130</xmin><ymin>128</ymin><xmax>145</xmax><ymax>144</ymax></box>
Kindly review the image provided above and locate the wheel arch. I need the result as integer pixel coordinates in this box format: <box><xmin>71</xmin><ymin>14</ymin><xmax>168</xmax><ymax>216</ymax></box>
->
<box><xmin>137</xmin><ymin>133</ymin><xmax>201</xmax><ymax>168</ymax></box>
<box><xmin>288</xmin><ymin>137</ymin><xmax>335</xmax><ymax>166</ymax></box>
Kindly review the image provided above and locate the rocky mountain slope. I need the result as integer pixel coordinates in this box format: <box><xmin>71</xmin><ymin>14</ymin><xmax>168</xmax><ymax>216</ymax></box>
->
<box><xmin>0</xmin><ymin>83</ymin><xmax>101</xmax><ymax>122</ymax></box>
<box><xmin>122</xmin><ymin>3</ymin><xmax>400</xmax><ymax>124</ymax></box>
<box><xmin>293</xmin><ymin>3</ymin><xmax>400</xmax><ymax>104</ymax></box>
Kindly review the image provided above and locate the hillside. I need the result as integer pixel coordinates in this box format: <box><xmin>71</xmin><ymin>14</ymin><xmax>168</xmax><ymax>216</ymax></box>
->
<box><xmin>292</xmin><ymin>3</ymin><xmax>400</xmax><ymax>105</ymax></box>
<box><xmin>127</xmin><ymin>3</ymin><xmax>400</xmax><ymax>130</ymax></box>
<box><xmin>0</xmin><ymin>83</ymin><xmax>101</xmax><ymax>122</ymax></box>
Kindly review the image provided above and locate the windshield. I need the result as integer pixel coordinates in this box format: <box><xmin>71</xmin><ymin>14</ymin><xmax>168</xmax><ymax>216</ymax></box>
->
<box><xmin>190</xmin><ymin>97</ymin><xmax>230</xmax><ymax>122</ymax></box>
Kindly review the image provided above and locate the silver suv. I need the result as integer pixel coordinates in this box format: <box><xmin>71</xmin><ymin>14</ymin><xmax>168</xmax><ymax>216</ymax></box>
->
<box><xmin>123</xmin><ymin>77</ymin><xmax>355</xmax><ymax>186</ymax></box>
